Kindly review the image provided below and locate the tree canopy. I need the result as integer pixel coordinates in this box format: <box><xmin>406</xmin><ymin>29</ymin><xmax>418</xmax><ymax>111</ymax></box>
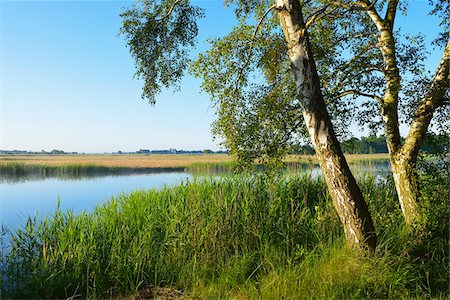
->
<box><xmin>121</xmin><ymin>0</ymin><xmax>449</xmax><ymax>246</ymax></box>
<box><xmin>121</xmin><ymin>0</ymin><xmax>448</xmax><ymax>167</ymax></box>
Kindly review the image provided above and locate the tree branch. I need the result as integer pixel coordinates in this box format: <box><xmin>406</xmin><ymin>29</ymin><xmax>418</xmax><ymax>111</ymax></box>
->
<box><xmin>241</xmin><ymin>4</ymin><xmax>277</xmax><ymax>72</ymax></box>
<box><xmin>326</xmin><ymin>89</ymin><xmax>383</xmax><ymax>105</ymax></box>
<box><xmin>401</xmin><ymin>40</ymin><xmax>450</xmax><ymax>159</ymax></box>
<box><xmin>305</xmin><ymin>4</ymin><xmax>338</xmax><ymax>29</ymax></box>
<box><xmin>384</xmin><ymin>0</ymin><xmax>399</xmax><ymax>29</ymax></box>
<box><xmin>156</xmin><ymin>0</ymin><xmax>183</xmax><ymax>21</ymax></box>
<box><xmin>329</xmin><ymin>44</ymin><xmax>379</xmax><ymax>78</ymax></box>
<box><xmin>232</xmin><ymin>4</ymin><xmax>277</xmax><ymax>100</ymax></box>
<box><xmin>329</xmin><ymin>66</ymin><xmax>383</xmax><ymax>96</ymax></box>
<box><xmin>357</xmin><ymin>0</ymin><xmax>385</xmax><ymax>31</ymax></box>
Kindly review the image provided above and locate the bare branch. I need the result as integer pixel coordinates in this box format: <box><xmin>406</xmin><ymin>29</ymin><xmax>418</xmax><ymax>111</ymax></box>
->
<box><xmin>329</xmin><ymin>66</ymin><xmax>383</xmax><ymax>96</ymax></box>
<box><xmin>340</xmin><ymin>33</ymin><xmax>378</xmax><ymax>42</ymax></box>
<box><xmin>329</xmin><ymin>44</ymin><xmax>379</xmax><ymax>78</ymax></box>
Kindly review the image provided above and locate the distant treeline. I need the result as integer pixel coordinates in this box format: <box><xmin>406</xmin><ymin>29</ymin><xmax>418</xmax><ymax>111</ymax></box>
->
<box><xmin>2</xmin><ymin>134</ymin><xmax>446</xmax><ymax>156</ymax></box>
<box><xmin>119</xmin><ymin>149</ymin><xmax>228</xmax><ymax>155</ymax></box>
<box><xmin>0</xmin><ymin>149</ymin><xmax>228</xmax><ymax>155</ymax></box>
<box><xmin>290</xmin><ymin>133</ymin><xmax>448</xmax><ymax>155</ymax></box>
<box><xmin>0</xmin><ymin>149</ymin><xmax>79</xmax><ymax>155</ymax></box>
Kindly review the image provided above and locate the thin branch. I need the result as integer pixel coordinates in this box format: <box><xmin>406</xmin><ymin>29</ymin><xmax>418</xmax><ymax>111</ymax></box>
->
<box><xmin>340</xmin><ymin>33</ymin><xmax>378</xmax><ymax>43</ymax></box>
<box><xmin>329</xmin><ymin>66</ymin><xmax>383</xmax><ymax>96</ymax></box>
<box><xmin>241</xmin><ymin>4</ymin><xmax>277</xmax><ymax>73</ymax></box>
<box><xmin>231</xmin><ymin>4</ymin><xmax>277</xmax><ymax>101</ymax></box>
<box><xmin>329</xmin><ymin>44</ymin><xmax>379</xmax><ymax>79</ymax></box>
<box><xmin>281</xmin><ymin>118</ymin><xmax>304</xmax><ymax>145</ymax></box>
<box><xmin>305</xmin><ymin>4</ymin><xmax>335</xmax><ymax>28</ymax></box>
<box><xmin>156</xmin><ymin>0</ymin><xmax>182</xmax><ymax>21</ymax></box>
<box><xmin>326</xmin><ymin>89</ymin><xmax>383</xmax><ymax>105</ymax></box>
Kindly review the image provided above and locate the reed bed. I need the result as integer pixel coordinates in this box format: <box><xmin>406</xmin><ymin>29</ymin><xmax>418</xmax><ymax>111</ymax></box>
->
<box><xmin>0</xmin><ymin>153</ymin><xmax>390</xmax><ymax>169</ymax></box>
<box><xmin>0</xmin><ymin>162</ymin><xmax>129</xmax><ymax>176</ymax></box>
<box><xmin>0</xmin><ymin>162</ymin><xmax>183</xmax><ymax>178</ymax></box>
<box><xmin>187</xmin><ymin>159</ymin><xmax>390</xmax><ymax>177</ymax></box>
<box><xmin>1</xmin><ymin>173</ymin><xmax>447</xmax><ymax>299</ymax></box>
<box><xmin>0</xmin><ymin>154</ymin><xmax>233</xmax><ymax>169</ymax></box>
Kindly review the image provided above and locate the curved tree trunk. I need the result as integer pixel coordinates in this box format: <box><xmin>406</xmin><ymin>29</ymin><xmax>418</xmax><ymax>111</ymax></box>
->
<box><xmin>276</xmin><ymin>0</ymin><xmax>377</xmax><ymax>250</ymax></box>
<box><xmin>362</xmin><ymin>0</ymin><xmax>450</xmax><ymax>227</ymax></box>
<box><xmin>386</xmin><ymin>40</ymin><xmax>449</xmax><ymax>226</ymax></box>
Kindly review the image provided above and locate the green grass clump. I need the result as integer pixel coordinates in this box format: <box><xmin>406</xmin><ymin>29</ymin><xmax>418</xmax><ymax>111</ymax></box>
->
<box><xmin>1</xmin><ymin>174</ymin><xmax>448</xmax><ymax>299</ymax></box>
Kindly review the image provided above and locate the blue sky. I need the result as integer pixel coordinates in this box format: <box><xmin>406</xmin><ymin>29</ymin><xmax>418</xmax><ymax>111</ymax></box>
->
<box><xmin>0</xmin><ymin>0</ymin><xmax>444</xmax><ymax>153</ymax></box>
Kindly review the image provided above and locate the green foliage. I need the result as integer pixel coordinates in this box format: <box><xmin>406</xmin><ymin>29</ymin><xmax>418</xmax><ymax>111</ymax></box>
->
<box><xmin>189</xmin><ymin>12</ymin><xmax>302</xmax><ymax>167</ymax></box>
<box><xmin>341</xmin><ymin>135</ymin><xmax>389</xmax><ymax>154</ymax></box>
<box><xmin>120</xmin><ymin>0</ymin><xmax>448</xmax><ymax>171</ymax></box>
<box><xmin>428</xmin><ymin>0</ymin><xmax>450</xmax><ymax>47</ymax></box>
<box><xmin>2</xmin><ymin>174</ymin><xmax>448</xmax><ymax>298</ymax></box>
<box><xmin>120</xmin><ymin>0</ymin><xmax>204</xmax><ymax>104</ymax></box>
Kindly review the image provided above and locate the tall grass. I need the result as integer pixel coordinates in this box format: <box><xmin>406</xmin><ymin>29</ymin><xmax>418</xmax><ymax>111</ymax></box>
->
<box><xmin>1</xmin><ymin>174</ymin><xmax>448</xmax><ymax>298</ymax></box>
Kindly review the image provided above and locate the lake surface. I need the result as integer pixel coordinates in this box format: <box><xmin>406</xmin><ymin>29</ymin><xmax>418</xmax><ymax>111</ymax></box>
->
<box><xmin>0</xmin><ymin>160</ymin><xmax>391</xmax><ymax>231</ymax></box>
<box><xmin>1</xmin><ymin>172</ymin><xmax>191</xmax><ymax>230</ymax></box>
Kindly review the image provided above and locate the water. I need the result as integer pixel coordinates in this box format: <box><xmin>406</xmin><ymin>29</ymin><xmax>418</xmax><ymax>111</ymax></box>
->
<box><xmin>1</xmin><ymin>172</ymin><xmax>191</xmax><ymax>230</ymax></box>
<box><xmin>0</xmin><ymin>160</ymin><xmax>391</xmax><ymax>230</ymax></box>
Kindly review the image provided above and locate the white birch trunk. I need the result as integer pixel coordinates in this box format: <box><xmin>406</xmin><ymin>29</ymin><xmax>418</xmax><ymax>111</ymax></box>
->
<box><xmin>276</xmin><ymin>0</ymin><xmax>377</xmax><ymax>250</ymax></box>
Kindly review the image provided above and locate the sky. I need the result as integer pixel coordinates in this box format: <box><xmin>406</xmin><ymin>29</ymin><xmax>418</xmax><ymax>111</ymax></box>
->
<box><xmin>0</xmin><ymin>0</ymin><xmax>445</xmax><ymax>153</ymax></box>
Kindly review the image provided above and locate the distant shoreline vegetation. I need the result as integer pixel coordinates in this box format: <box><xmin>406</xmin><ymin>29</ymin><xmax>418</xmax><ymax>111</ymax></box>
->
<box><xmin>0</xmin><ymin>149</ymin><xmax>228</xmax><ymax>155</ymax></box>
<box><xmin>0</xmin><ymin>159</ymin><xmax>393</xmax><ymax>183</ymax></box>
<box><xmin>2</xmin><ymin>133</ymin><xmax>446</xmax><ymax>156</ymax></box>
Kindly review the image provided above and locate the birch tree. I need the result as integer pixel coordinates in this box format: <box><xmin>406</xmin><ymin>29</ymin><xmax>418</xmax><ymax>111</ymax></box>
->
<box><xmin>121</xmin><ymin>0</ymin><xmax>378</xmax><ymax>250</ymax></box>
<box><xmin>326</xmin><ymin>0</ymin><xmax>449</xmax><ymax>227</ymax></box>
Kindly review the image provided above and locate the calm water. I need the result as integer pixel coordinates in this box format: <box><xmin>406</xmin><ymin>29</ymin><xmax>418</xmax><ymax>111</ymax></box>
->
<box><xmin>1</xmin><ymin>172</ymin><xmax>191</xmax><ymax>230</ymax></box>
<box><xmin>0</xmin><ymin>160</ymin><xmax>391</xmax><ymax>230</ymax></box>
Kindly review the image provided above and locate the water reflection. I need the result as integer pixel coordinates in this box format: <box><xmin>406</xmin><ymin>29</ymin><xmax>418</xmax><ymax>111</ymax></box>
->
<box><xmin>0</xmin><ymin>168</ymin><xmax>185</xmax><ymax>184</ymax></box>
<box><xmin>0</xmin><ymin>160</ymin><xmax>392</xmax><ymax>230</ymax></box>
<box><xmin>0</xmin><ymin>172</ymin><xmax>191</xmax><ymax>230</ymax></box>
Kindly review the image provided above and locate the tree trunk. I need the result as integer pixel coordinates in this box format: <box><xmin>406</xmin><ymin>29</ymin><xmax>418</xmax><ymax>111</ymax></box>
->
<box><xmin>391</xmin><ymin>154</ymin><xmax>421</xmax><ymax>226</ymax></box>
<box><xmin>276</xmin><ymin>0</ymin><xmax>377</xmax><ymax>250</ymax></box>
<box><xmin>363</xmin><ymin>0</ymin><xmax>449</xmax><ymax>227</ymax></box>
<box><xmin>387</xmin><ymin>40</ymin><xmax>449</xmax><ymax>226</ymax></box>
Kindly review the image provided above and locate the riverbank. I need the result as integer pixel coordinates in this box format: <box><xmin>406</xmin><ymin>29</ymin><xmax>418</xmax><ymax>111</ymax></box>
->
<box><xmin>1</xmin><ymin>173</ymin><xmax>448</xmax><ymax>299</ymax></box>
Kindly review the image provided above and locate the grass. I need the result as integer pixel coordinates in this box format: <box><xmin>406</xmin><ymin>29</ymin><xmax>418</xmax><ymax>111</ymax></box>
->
<box><xmin>1</xmin><ymin>172</ymin><xmax>448</xmax><ymax>299</ymax></box>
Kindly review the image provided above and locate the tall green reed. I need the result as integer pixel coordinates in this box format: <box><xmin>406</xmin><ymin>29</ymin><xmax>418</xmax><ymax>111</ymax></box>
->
<box><xmin>1</xmin><ymin>173</ymin><xmax>448</xmax><ymax>299</ymax></box>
